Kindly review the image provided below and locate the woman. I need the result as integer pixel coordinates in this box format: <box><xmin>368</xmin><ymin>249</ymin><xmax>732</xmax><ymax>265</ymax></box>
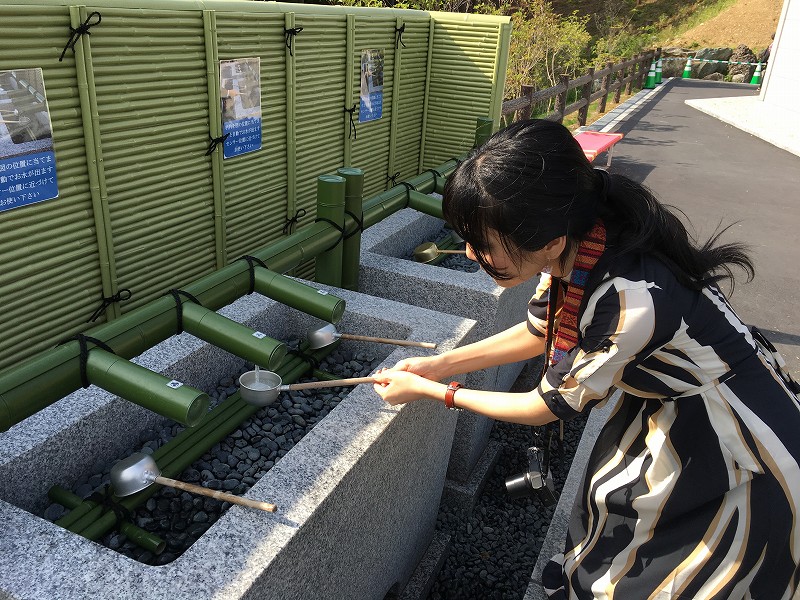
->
<box><xmin>372</xmin><ymin>119</ymin><xmax>800</xmax><ymax>598</ymax></box>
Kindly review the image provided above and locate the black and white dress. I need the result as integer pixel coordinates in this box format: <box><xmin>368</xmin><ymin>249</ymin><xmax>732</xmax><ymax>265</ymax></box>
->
<box><xmin>529</xmin><ymin>253</ymin><xmax>800</xmax><ymax>599</ymax></box>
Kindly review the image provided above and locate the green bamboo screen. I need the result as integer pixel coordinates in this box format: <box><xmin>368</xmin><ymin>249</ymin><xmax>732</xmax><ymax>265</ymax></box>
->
<box><xmin>0</xmin><ymin>0</ymin><xmax>510</xmax><ymax>372</ymax></box>
<box><xmin>0</xmin><ymin>5</ymin><xmax>105</xmax><ymax>369</ymax></box>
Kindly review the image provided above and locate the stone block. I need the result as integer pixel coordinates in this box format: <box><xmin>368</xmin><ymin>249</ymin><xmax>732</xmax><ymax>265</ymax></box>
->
<box><xmin>359</xmin><ymin>208</ymin><xmax>538</xmax><ymax>482</ymax></box>
<box><xmin>0</xmin><ymin>287</ymin><xmax>477</xmax><ymax>600</ymax></box>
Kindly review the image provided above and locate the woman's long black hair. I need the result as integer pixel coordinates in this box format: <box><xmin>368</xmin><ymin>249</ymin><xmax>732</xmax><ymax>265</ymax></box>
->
<box><xmin>442</xmin><ymin>119</ymin><xmax>754</xmax><ymax>291</ymax></box>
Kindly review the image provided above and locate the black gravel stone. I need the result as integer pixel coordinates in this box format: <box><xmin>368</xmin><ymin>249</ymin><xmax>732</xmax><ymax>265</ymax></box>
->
<box><xmin>428</xmin><ymin>415</ymin><xmax>588</xmax><ymax>600</ymax></box>
<box><xmin>52</xmin><ymin>341</ymin><xmax>386</xmax><ymax>567</ymax></box>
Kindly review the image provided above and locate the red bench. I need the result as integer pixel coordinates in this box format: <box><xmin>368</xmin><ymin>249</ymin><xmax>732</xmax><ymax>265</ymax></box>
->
<box><xmin>574</xmin><ymin>131</ymin><xmax>624</xmax><ymax>168</ymax></box>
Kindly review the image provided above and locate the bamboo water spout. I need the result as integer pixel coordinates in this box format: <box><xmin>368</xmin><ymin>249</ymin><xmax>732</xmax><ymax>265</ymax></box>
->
<box><xmin>84</xmin><ymin>349</ymin><xmax>209</xmax><ymax>427</ymax></box>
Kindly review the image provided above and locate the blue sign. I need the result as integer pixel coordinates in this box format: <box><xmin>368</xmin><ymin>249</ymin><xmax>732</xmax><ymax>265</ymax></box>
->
<box><xmin>359</xmin><ymin>91</ymin><xmax>383</xmax><ymax>123</ymax></box>
<box><xmin>1</xmin><ymin>68</ymin><xmax>58</xmax><ymax>212</ymax></box>
<box><xmin>0</xmin><ymin>150</ymin><xmax>58</xmax><ymax>212</ymax></box>
<box><xmin>223</xmin><ymin>117</ymin><xmax>262</xmax><ymax>159</ymax></box>
<box><xmin>219</xmin><ymin>57</ymin><xmax>262</xmax><ymax>159</ymax></box>
<box><xmin>359</xmin><ymin>49</ymin><xmax>384</xmax><ymax>124</ymax></box>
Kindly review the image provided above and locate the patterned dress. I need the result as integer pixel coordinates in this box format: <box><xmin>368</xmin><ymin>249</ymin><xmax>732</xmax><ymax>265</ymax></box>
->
<box><xmin>528</xmin><ymin>253</ymin><xmax>800</xmax><ymax>600</ymax></box>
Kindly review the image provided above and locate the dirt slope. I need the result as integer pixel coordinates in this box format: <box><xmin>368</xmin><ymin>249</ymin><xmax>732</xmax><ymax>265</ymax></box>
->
<box><xmin>667</xmin><ymin>0</ymin><xmax>783</xmax><ymax>51</ymax></box>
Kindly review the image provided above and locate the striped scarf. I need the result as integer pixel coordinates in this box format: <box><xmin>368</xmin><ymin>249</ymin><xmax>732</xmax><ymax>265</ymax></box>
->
<box><xmin>548</xmin><ymin>220</ymin><xmax>607</xmax><ymax>366</ymax></box>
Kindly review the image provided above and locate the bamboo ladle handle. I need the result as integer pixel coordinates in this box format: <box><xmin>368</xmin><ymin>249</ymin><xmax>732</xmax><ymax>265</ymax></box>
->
<box><xmin>338</xmin><ymin>333</ymin><xmax>437</xmax><ymax>349</ymax></box>
<box><xmin>153</xmin><ymin>476</ymin><xmax>277</xmax><ymax>512</ymax></box>
<box><xmin>436</xmin><ymin>249</ymin><xmax>467</xmax><ymax>254</ymax></box>
<box><xmin>284</xmin><ymin>377</ymin><xmax>377</xmax><ymax>391</ymax></box>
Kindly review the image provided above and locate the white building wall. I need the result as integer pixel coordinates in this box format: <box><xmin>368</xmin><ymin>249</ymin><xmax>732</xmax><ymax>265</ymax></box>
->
<box><xmin>761</xmin><ymin>0</ymin><xmax>800</xmax><ymax>116</ymax></box>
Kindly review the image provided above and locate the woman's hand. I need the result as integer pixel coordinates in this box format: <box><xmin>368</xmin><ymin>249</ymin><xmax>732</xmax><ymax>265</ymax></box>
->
<box><xmin>373</xmin><ymin>368</ymin><xmax>442</xmax><ymax>406</ymax></box>
<box><xmin>390</xmin><ymin>354</ymin><xmax>449</xmax><ymax>382</ymax></box>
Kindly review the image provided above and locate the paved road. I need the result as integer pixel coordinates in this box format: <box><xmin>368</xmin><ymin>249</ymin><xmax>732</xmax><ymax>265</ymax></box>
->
<box><xmin>610</xmin><ymin>79</ymin><xmax>800</xmax><ymax>376</ymax></box>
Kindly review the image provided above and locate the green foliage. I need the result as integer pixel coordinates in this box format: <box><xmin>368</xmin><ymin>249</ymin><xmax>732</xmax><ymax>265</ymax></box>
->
<box><xmin>479</xmin><ymin>0</ymin><xmax>591</xmax><ymax>99</ymax></box>
<box><xmin>332</xmin><ymin>0</ymin><xmax>744</xmax><ymax>101</ymax></box>
<box><xmin>333</xmin><ymin>0</ymin><xmax>592</xmax><ymax>100</ymax></box>
<box><xmin>589</xmin><ymin>0</ymin><xmax>654</xmax><ymax>65</ymax></box>
<box><xmin>593</xmin><ymin>30</ymin><xmax>654</xmax><ymax>65</ymax></box>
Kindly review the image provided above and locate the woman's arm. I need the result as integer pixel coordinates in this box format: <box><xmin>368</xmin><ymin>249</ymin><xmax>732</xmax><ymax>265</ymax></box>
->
<box><xmin>396</xmin><ymin>321</ymin><xmax>546</xmax><ymax>382</ymax></box>
<box><xmin>439</xmin><ymin>321</ymin><xmax>545</xmax><ymax>375</ymax></box>
<box><xmin>372</xmin><ymin>369</ymin><xmax>558</xmax><ymax>426</ymax></box>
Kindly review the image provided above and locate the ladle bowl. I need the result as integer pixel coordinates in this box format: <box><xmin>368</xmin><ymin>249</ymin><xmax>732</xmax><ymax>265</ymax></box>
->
<box><xmin>307</xmin><ymin>323</ymin><xmax>436</xmax><ymax>350</ymax></box>
<box><xmin>413</xmin><ymin>241</ymin><xmax>467</xmax><ymax>264</ymax></box>
<box><xmin>110</xmin><ymin>452</ymin><xmax>277</xmax><ymax>512</ymax></box>
<box><xmin>239</xmin><ymin>369</ymin><xmax>377</xmax><ymax>407</ymax></box>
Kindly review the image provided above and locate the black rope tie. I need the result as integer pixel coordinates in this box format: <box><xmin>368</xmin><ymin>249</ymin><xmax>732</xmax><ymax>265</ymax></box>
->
<box><xmin>71</xmin><ymin>334</ymin><xmax>116</xmax><ymax>389</ymax></box>
<box><xmin>425</xmin><ymin>168</ymin><xmax>444</xmax><ymax>193</ymax></box>
<box><xmin>205</xmin><ymin>133</ymin><xmax>230</xmax><ymax>156</ymax></box>
<box><xmin>387</xmin><ymin>172</ymin><xmax>401</xmax><ymax>188</ymax></box>
<box><xmin>87</xmin><ymin>483</ymin><xmax>132</xmax><ymax>523</ymax></box>
<box><xmin>167</xmin><ymin>289</ymin><xmax>203</xmax><ymax>334</ymax></box>
<box><xmin>395</xmin><ymin>23</ymin><xmax>406</xmax><ymax>49</ymax></box>
<box><xmin>283</xmin><ymin>208</ymin><xmax>307</xmax><ymax>235</ymax></box>
<box><xmin>344</xmin><ymin>104</ymin><xmax>358</xmax><ymax>140</ymax></box>
<box><xmin>59</xmin><ymin>11</ymin><xmax>102</xmax><ymax>62</ymax></box>
<box><xmin>344</xmin><ymin>209</ymin><xmax>363</xmax><ymax>240</ymax></box>
<box><xmin>240</xmin><ymin>255</ymin><xmax>269</xmax><ymax>295</ymax></box>
<box><xmin>88</xmin><ymin>289</ymin><xmax>132</xmax><ymax>323</ymax></box>
<box><xmin>287</xmin><ymin>348</ymin><xmax>319</xmax><ymax>370</ymax></box>
<box><xmin>284</xmin><ymin>27</ymin><xmax>303</xmax><ymax>57</ymax></box>
<box><xmin>315</xmin><ymin>217</ymin><xmax>346</xmax><ymax>251</ymax></box>
<box><xmin>399</xmin><ymin>181</ymin><xmax>417</xmax><ymax>209</ymax></box>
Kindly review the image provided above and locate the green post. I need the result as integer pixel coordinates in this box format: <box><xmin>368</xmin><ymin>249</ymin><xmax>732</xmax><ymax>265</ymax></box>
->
<box><xmin>475</xmin><ymin>116</ymin><xmax>494</xmax><ymax>147</ymax></box>
<box><xmin>337</xmin><ymin>167</ymin><xmax>364</xmax><ymax>291</ymax></box>
<box><xmin>85</xmin><ymin>350</ymin><xmax>209</xmax><ymax>427</ymax></box>
<box><xmin>179</xmin><ymin>303</ymin><xmax>286</xmax><ymax>370</ymax></box>
<box><xmin>253</xmin><ymin>267</ymin><xmax>346</xmax><ymax>323</ymax></box>
<box><xmin>313</xmin><ymin>175</ymin><xmax>346</xmax><ymax>287</ymax></box>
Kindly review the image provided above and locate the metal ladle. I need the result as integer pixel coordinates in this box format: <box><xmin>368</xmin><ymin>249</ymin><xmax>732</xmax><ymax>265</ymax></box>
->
<box><xmin>308</xmin><ymin>323</ymin><xmax>436</xmax><ymax>350</ymax></box>
<box><xmin>110</xmin><ymin>452</ymin><xmax>277</xmax><ymax>512</ymax></box>
<box><xmin>413</xmin><ymin>242</ymin><xmax>467</xmax><ymax>264</ymax></box>
<box><xmin>239</xmin><ymin>369</ymin><xmax>376</xmax><ymax>407</ymax></box>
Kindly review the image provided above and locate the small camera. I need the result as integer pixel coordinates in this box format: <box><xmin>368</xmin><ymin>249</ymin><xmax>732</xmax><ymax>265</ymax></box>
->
<box><xmin>505</xmin><ymin>446</ymin><xmax>558</xmax><ymax>506</ymax></box>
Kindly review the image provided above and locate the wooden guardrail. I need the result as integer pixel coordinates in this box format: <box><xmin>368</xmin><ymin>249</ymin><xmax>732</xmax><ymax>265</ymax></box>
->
<box><xmin>501</xmin><ymin>49</ymin><xmax>658</xmax><ymax>127</ymax></box>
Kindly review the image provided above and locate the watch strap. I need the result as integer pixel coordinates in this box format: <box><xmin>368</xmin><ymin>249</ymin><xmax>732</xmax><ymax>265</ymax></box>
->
<box><xmin>445</xmin><ymin>381</ymin><xmax>462</xmax><ymax>409</ymax></box>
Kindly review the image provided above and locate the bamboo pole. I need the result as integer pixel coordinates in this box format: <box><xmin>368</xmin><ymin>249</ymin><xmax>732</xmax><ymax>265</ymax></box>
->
<box><xmin>203</xmin><ymin>10</ymin><xmax>226</xmax><ymax>269</ymax></box>
<box><xmin>74</xmin><ymin>5</ymin><xmax>119</xmax><ymax>323</ymax></box>
<box><xmin>313</xmin><ymin>175</ymin><xmax>346</xmax><ymax>288</ymax></box>
<box><xmin>343</xmin><ymin>13</ymin><xmax>355</xmax><ymax>168</ymax></box>
<box><xmin>338</xmin><ymin>167</ymin><xmax>364</xmax><ymax>291</ymax></box>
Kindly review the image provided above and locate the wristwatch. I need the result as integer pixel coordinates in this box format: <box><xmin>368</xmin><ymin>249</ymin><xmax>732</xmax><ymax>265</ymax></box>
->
<box><xmin>445</xmin><ymin>381</ymin><xmax>462</xmax><ymax>409</ymax></box>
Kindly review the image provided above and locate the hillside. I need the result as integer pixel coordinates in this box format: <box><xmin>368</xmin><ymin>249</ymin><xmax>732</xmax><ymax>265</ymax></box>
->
<box><xmin>549</xmin><ymin>0</ymin><xmax>782</xmax><ymax>51</ymax></box>
<box><xmin>666</xmin><ymin>0</ymin><xmax>782</xmax><ymax>50</ymax></box>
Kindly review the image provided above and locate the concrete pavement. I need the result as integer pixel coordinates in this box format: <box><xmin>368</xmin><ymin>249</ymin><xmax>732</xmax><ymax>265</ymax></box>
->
<box><xmin>595</xmin><ymin>78</ymin><xmax>800</xmax><ymax>375</ymax></box>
